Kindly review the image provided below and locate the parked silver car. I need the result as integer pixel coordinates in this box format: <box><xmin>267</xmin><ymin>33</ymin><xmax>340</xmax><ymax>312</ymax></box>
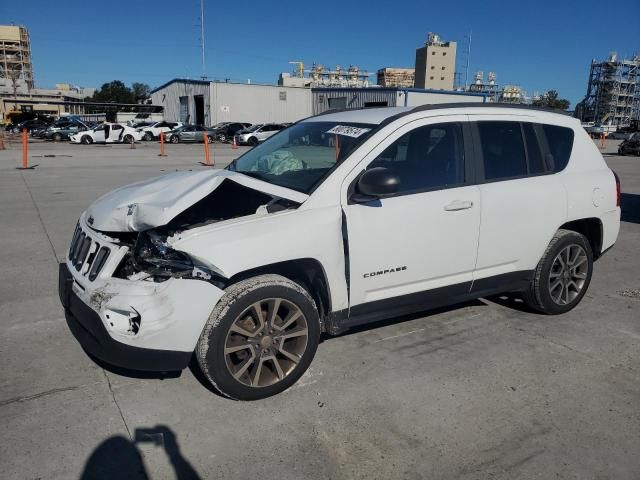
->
<box><xmin>166</xmin><ymin>125</ymin><xmax>215</xmax><ymax>143</ymax></box>
<box><xmin>235</xmin><ymin>124</ymin><xmax>285</xmax><ymax>146</ymax></box>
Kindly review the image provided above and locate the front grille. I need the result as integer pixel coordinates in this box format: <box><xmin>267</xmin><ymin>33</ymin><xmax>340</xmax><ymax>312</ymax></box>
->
<box><xmin>68</xmin><ymin>222</ymin><xmax>111</xmax><ymax>281</ymax></box>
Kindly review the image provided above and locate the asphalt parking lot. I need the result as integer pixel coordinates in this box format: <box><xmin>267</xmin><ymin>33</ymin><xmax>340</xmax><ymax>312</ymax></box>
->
<box><xmin>1</xmin><ymin>138</ymin><xmax>639</xmax><ymax>480</ymax></box>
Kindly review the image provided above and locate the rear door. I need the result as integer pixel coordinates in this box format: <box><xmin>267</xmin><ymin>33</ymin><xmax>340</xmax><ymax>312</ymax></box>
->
<box><xmin>108</xmin><ymin>124</ymin><xmax>124</xmax><ymax>142</ymax></box>
<box><xmin>469</xmin><ymin>117</ymin><xmax>567</xmax><ymax>287</ymax></box>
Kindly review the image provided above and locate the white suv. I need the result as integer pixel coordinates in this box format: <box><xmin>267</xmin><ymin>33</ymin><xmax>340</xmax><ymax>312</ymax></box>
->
<box><xmin>59</xmin><ymin>104</ymin><xmax>621</xmax><ymax>400</ymax></box>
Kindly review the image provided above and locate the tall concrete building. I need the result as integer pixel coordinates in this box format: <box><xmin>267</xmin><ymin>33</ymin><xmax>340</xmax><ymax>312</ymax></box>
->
<box><xmin>0</xmin><ymin>25</ymin><xmax>34</xmax><ymax>89</ymax></box>
<box><xmin>414</xmin><ymin>32</ymin><xmax>456</xmax><ymax>90</ymax></box>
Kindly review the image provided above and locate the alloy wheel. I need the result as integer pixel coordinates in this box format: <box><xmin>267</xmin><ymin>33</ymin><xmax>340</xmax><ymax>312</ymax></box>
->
<box><xmin>223</xmin><ymin>298</ymin><xmax>309</xmax><ymax>388</ymax></box>
<box><xmin>548</xmin><ymin>244</ymin><xmax>589</xmax><ymax>305</ymax></box>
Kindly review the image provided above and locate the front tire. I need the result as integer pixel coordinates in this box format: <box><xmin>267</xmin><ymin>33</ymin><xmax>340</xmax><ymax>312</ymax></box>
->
<box><xmin>170</xmin><ymin>135</ymin><xmax>179</xmax><ymax>144</ymax></box>
<box><xmin>53</xmin><ymin>133</ymin><xmax>62</xmax><ymax>142</ymax></box>
<box><xmin>196</xmin><ymin>274</ymin><xmax>320</xmax><ymax>400</ymax></box>
<box><xmin>523</xmin><ymin>229</ymin><xmax>593</xmax><ymax>314</ymax></box>
<box><xmin>248</xmin><ymin>136</ymin><xmax>258</xmax><ymax>146</ymax></box>
<box><xmin>80</xmin><ymin>135</ymin><xmax>93</xmax><ymax>145</ymax></box>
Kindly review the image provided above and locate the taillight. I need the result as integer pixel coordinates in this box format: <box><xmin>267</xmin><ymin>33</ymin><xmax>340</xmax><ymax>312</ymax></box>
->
<box><xmin>613</xmin><ymin>170</ymin><xmax>620</xmax><ymax>207</ymax></box>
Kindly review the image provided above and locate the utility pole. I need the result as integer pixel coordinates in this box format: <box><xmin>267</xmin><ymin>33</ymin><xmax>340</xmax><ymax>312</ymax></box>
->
<box><xmin>464</xmin><ymin>30</ymin><xmax>472</xmax><ymax>90</ymax></box>
<box><xmin>200</xmin><ymin>0</ymin><xmax>207</xmax><ymax>80</ymax></box>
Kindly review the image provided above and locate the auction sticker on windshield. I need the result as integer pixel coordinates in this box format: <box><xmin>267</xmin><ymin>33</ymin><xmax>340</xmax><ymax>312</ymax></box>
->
<box><xmin>326</xmin><ymin>125</ymin><xmax>371</xmax><ymax>138</ymax></box>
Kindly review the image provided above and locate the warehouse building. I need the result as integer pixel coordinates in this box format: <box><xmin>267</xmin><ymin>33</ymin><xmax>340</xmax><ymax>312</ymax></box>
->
<box><xmin>311</xmin><ymin>87</ymin><xmax>487</xmax><ymax>115</ymax></box>
<box><xmin>151</xmin><ymin>79</ymin><xmax>489</xmax><ymax>125</ymax></box>
<box><xmin>150</xmin><ymin>79</ymin><xmax>312</xmax><ymax>126</ymax></box>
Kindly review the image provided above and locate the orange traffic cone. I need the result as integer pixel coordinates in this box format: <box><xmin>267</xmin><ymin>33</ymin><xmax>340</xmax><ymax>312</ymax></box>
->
<box><xmin>232</xmin><ymin>135</ymin><xmax>238</xmax><ymax>150</ymax></box>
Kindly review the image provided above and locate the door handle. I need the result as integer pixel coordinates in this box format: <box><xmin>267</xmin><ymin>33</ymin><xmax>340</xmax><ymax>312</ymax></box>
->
<box><xmin>444</xmin><ymin>200</ymin><xmax>474</xmax><ymax>211</ymax></box>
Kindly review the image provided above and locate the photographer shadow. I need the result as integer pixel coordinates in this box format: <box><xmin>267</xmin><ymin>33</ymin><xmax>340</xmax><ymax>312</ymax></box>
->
<box><xmin>80</xmin><ymin>425</ymin><xmax>200</xmax><ymax>480</ymax></box>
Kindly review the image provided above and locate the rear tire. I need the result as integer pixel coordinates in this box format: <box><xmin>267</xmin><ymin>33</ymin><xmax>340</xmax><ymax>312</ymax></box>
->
<box><xmin>123</xmin><ymin>134</ymin><xmax>134</xmax><ymax>144</ymax></box>
<box><xmin>143</xmin><ymin>132</ymin><xmax>153</xmax><ymax>141</ymax></box>
<box><xmin>523</xmin><ymin>229</ymin><xmax>593</xmax><ymax>315</ymax></box>
<box><xmin>196</xmin><ymin>274</ymin><xmax>320</xmax><ymax>400</ymax></box>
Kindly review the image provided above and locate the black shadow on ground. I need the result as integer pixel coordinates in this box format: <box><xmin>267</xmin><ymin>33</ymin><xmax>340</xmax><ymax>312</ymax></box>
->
<box><xmin>88</xmin><ymin>352</ymin><xmax>182</xmax><ymax>380</ymax></box>
<box><xmin>188</xmin><ymin>357</ymin><xmax>228</xmax><ymax>399</ymax></box>
<box><xmin>80</xmin><ymin>425</ymin><xmax>201</xmax><ymax>480</ymax></box>
<box><xmin>484</xmin><ymin>292</ymin><xmax>540</xmax><ymax>313</ymax></box>
<box><xmin>332</xmin><ymin>299</ymin><xmax>488</xmax><ymax>338</ymax></box>
<box><xmin>621</xmin><ymin>193</ymin><xmax>640</xmax><ymax>224</ymax></box>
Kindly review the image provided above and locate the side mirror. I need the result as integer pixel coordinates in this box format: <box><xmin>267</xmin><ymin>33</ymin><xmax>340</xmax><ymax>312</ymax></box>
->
<box><xmin>352</xmin><ymin>167</ymin><xmax>400</xmax><ymax>203</ymax></box>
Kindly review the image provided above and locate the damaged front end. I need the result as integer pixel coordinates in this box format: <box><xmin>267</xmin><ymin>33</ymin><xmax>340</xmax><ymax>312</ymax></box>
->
<box><xmin>60</xmin><ymin>170</ymin><xmax>306</xmax><ymax>368</ymax></box>
<box><xmin>108</xmin><ymin>177</ymin><xmax>302</xmax><ymax>286</ymax></box>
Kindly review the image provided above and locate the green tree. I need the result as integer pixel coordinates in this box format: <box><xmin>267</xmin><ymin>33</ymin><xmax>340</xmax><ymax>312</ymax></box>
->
<box><xmin>132</xmin><ymin>82</ymin><xmax>151</xmax><ymax>104</ymax></box>
<box><xmin>91</xmin><ymin>80</ymin><xmax>135</xmax><ymax>104</ymax></box>
<box><xmin>532</xmin><ymin>90</ymin><xmax>570</xmax><ymax>110</ymax></box>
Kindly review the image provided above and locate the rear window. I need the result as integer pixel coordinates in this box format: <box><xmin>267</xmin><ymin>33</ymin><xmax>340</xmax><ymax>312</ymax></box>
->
<box><xmin>542</xmin><ymin>125</ymin><xmax>574</xmax><ymax>172</ymax></box>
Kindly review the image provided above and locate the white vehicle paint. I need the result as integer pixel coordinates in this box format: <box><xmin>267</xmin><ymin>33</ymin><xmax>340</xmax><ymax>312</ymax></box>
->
<box><xmin>70</xmin><ymin>123</ymin><xmax>143</xmax><ymax>144</ymax></box>
<box><xmin>60</xmin><ymin>104</ymin><xmax>621</xmax><ymax>399</ymax></box>
<box><xmin>137</xmin><ymin>121</ymin><xmax>183</xmax><ymax>141</ymax></box>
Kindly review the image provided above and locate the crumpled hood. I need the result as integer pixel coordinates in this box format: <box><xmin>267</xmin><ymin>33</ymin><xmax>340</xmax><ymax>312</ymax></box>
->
<box><xmin>86</xmin><ymin>169</ymin><xmax>308</xmax><ymax>232</ymax></box>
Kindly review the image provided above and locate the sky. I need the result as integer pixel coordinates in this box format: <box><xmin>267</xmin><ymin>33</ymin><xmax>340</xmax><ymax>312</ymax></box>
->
<box><xmin>2</xmin><ymin>0</ymin><xmax>639</xmax><ymax>107</ymax></box>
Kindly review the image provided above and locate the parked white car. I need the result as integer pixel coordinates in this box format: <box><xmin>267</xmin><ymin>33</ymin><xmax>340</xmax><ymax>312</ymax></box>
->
<box><xmin>235</xmin><ymin>123</ymin><xmax>285</xmax><ymax>145</ymax></box>
<box><xmin>137</xmin><ymin>121</ymin><xmax>183</xmax><ymax>141</ymax></box>
<box><xmin>70</xmin><ymin>123</ymin><xmax>143</xmax><ymax>144</ymax></box>
<box><xmin>59</xmin><ymin>104</ymin><xmax>620</xmax><ymax>400</ymax></box>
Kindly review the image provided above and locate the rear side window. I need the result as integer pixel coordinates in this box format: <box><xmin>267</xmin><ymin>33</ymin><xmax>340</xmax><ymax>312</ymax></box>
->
<box><xmin>542</xmin><ymin>125</ymin><xmax>574</xmax><ymax>172</ymax></box>
<box><xmin>477</xmin><ymin>121</ymin><xmax>527</xmax><ymax>180</ymax></box>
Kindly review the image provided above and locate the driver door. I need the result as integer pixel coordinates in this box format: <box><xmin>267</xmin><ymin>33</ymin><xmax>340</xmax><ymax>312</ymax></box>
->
<box><xmin>341</xmin><ymin>116</ymin><xmax>481</xmax><ymax>324</ymax></box>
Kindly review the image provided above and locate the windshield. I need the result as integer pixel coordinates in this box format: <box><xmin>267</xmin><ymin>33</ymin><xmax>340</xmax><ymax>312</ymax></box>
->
<box><xmin>242</xmin><ymin>124</ymin><xmax>262</xmax><ymax>133</ymax></box>
<box><xmin>227</xmin><ymin>121</ymin><xmax>375</xmax><ymax>193</ymax></box>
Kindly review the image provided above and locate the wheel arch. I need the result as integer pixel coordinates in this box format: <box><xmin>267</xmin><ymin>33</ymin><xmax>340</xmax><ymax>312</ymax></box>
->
<box><xmin>559</xmin><ymin>217</ymin><xmax>603</xmax><ymax>259</ymax></box>
<box><xmin>226</xmin><ymin>258</ymin><xmax>332</xmax><ymax>326</ymax></box>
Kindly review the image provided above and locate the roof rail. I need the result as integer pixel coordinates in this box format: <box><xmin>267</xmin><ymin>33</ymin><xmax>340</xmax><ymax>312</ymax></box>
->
<box><xmin>408</xmin><ymin>102</ymin><xmax>571</xmax><ymax>116</ymax></box>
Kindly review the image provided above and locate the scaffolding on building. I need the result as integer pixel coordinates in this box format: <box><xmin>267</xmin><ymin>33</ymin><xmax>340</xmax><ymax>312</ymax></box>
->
<box><xmin>307</xmin><ymin>64</ymin><xmax>371</xmax><ymax>88</ymax></box>
<box><xmin>580</xmin><ymin>52</ymin><xmax>640</xmax><ymax>127</ymax></box>
<box><xmin>467</xmin><ymin>71</ymin><xmax>499</xmax><ymax>100</ymax></box>
<box><xmin>0</xmin><ymin>25</ymin><xmax>34</xmax><ymax>89</ymax></box>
